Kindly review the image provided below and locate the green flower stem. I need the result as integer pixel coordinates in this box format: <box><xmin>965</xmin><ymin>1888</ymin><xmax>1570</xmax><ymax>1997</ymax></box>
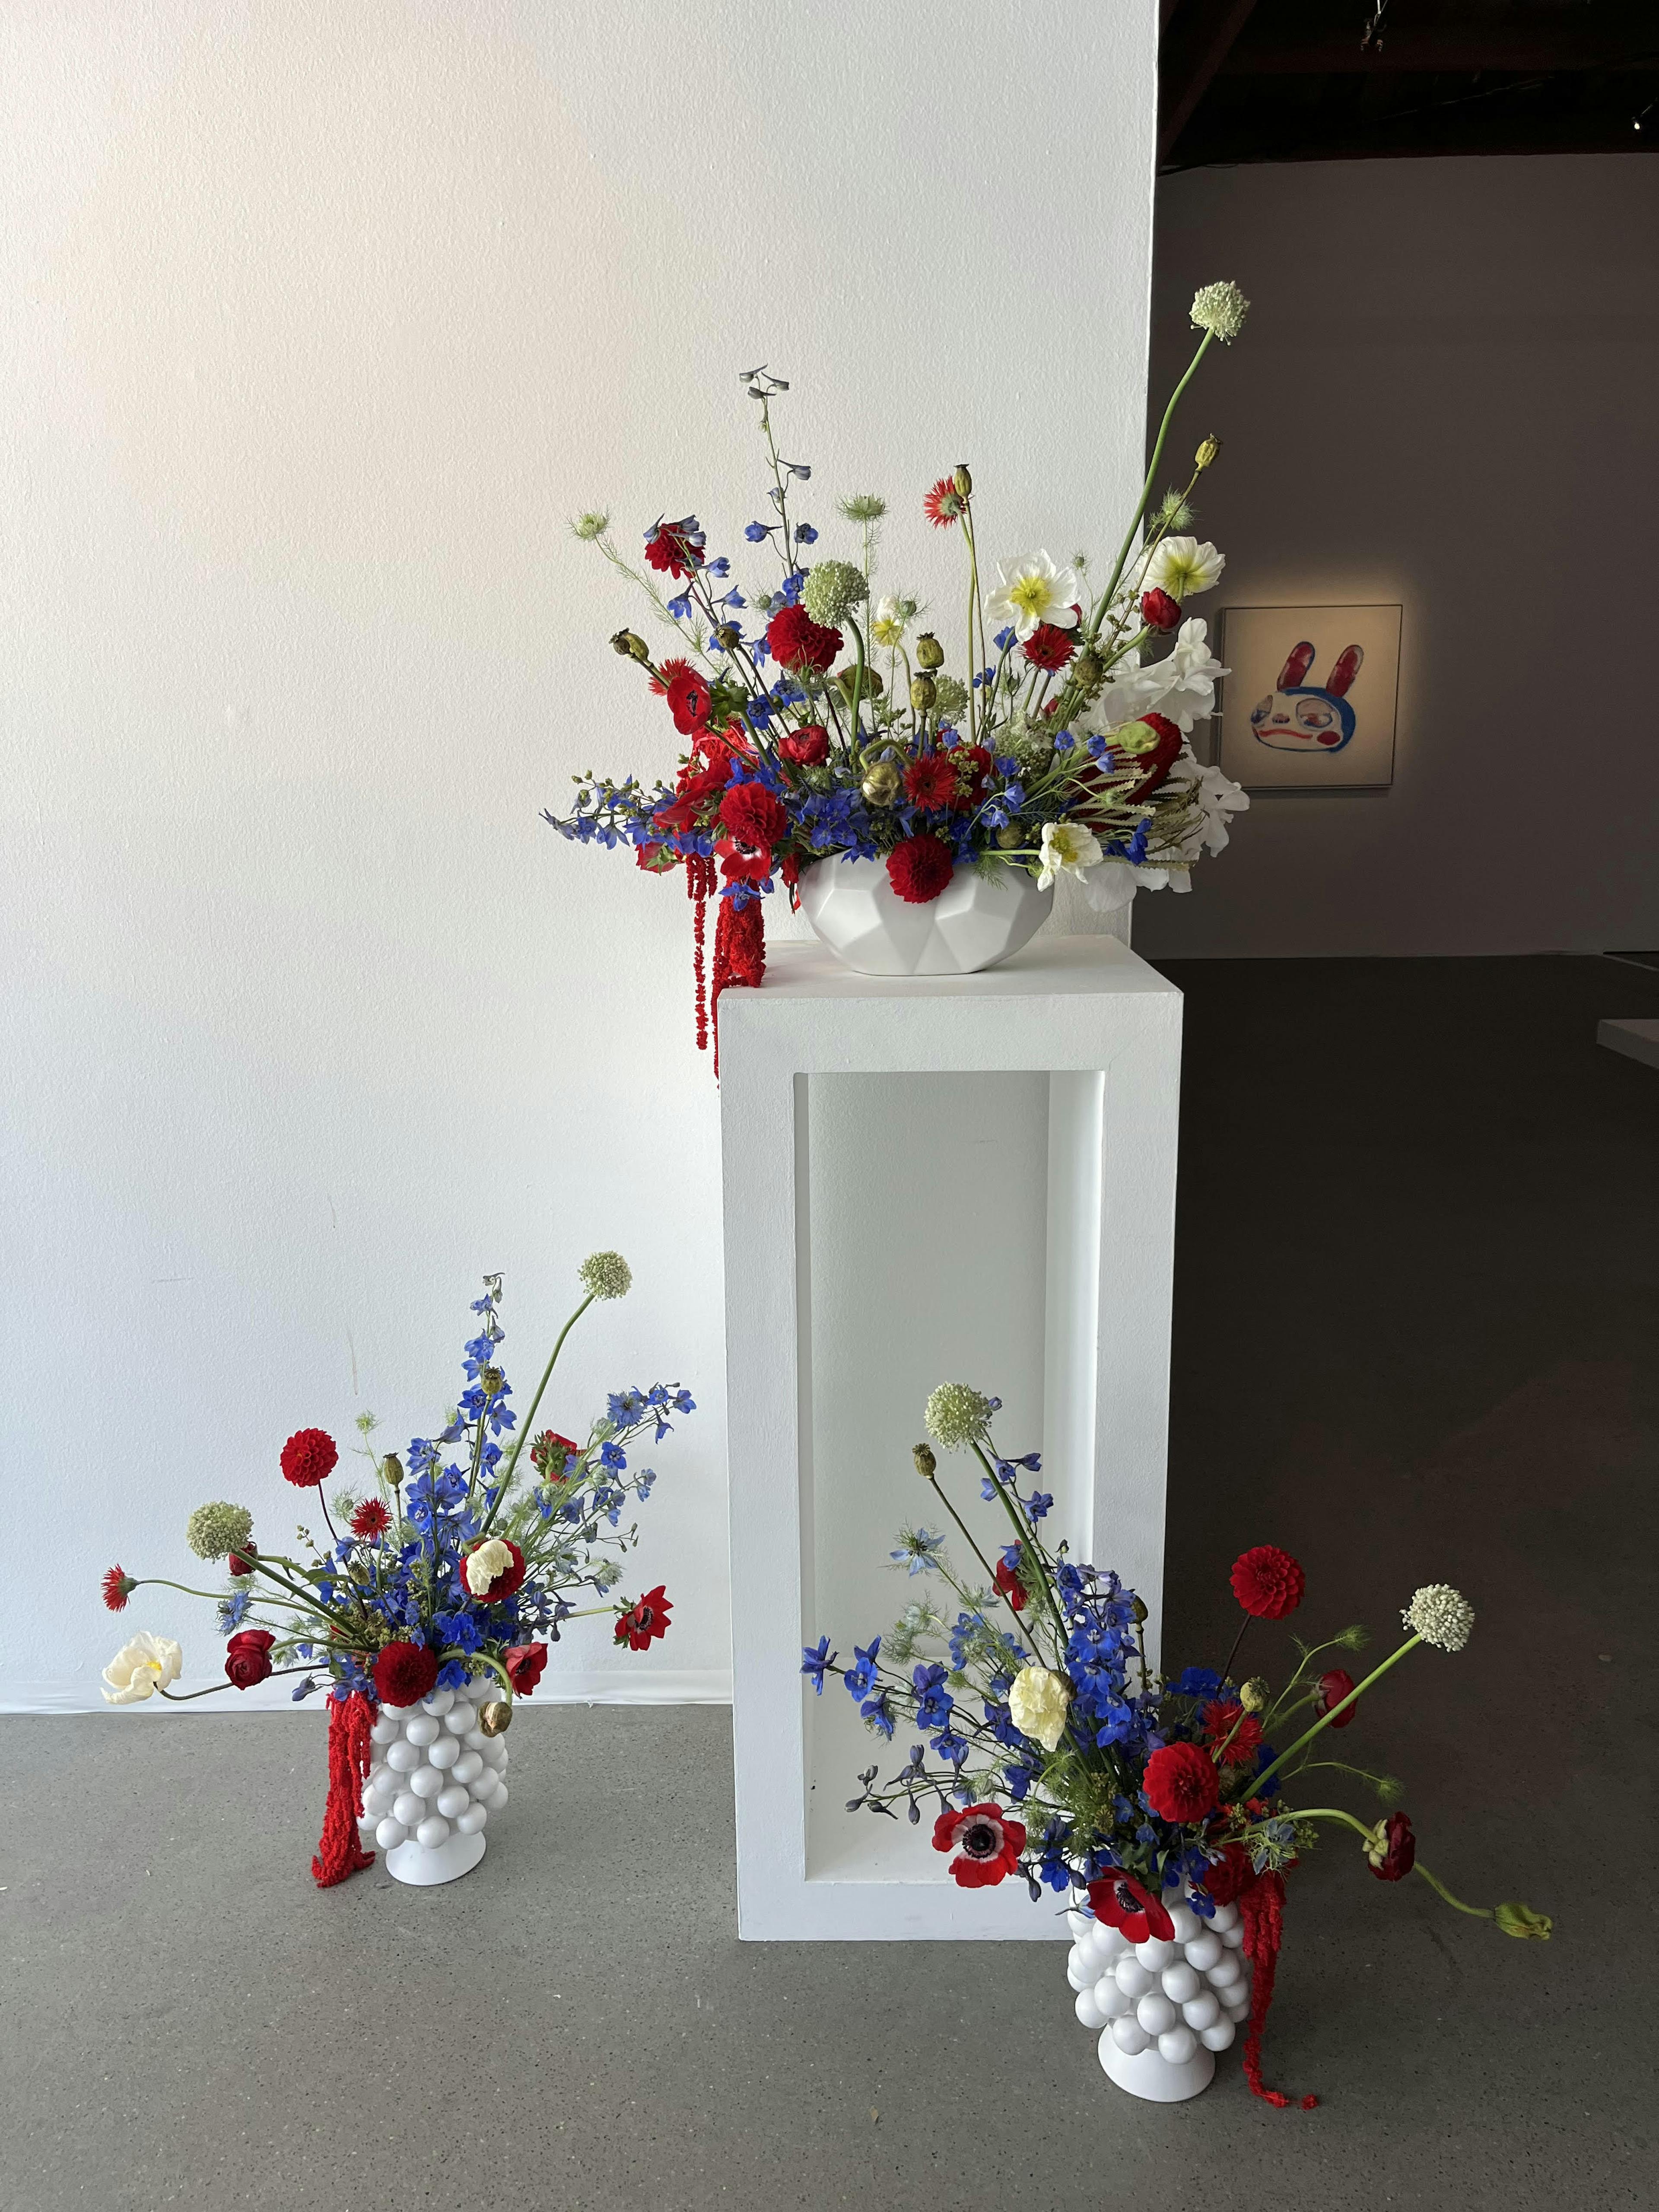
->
<box><xmin>1249</xmin><ymin>1634</ymin><xmax>1422</xmax><ymax>1801</ymax></box>
<box><xmin>1094</xmin><ymin>330</ymin><xmax>1213</xmax><ymax>629</ymax></box>
<box><xmin>969</xmin><ymin>1442</ymin><xmax>1070</xmax><ymax>1658</ymax></box>
<box><xmin>156</xmin><ymin>1664</ymin><xmax>320</xmax><ymax>1703</ymax></box>
<box><xmin>915</xmin><ymin>1467</ymin><xmax>1006</xmax><ymax>1605</ymax></box>
<box><xmin>437</xmin><ymin>1647</ymin><xmax>512</xmax><ymax>1699</ymax></box>
<box><xmin>846</xmin><ymin>614</ymin><xmax>868</xmax><ymax>751</ymax></box>
<box><xmin>961</xmin><ymin>508</ymin><xmax>983</xmax><ymax>746</ymax></box>
<box><xmin>1290</xmin><ymin>1808</ymin><xmax>1495</xmax><ymax>1921</ymax></box>
<box><xmin>478</xmin><ymin>1294</ymin><xmax>596</xmax><ymax>1539</ymax></box>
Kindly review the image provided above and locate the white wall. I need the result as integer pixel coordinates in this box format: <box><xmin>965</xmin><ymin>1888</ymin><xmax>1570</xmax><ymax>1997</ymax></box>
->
<box><xmin>0</xmin><ymin>1</ymin><xmax>1158</xmax><ymax>1707</ymax></box>
<box><xmin>1132</xmin><ymin>153</ymin><xmax>1659</xmax><ymax>961</ymax></box>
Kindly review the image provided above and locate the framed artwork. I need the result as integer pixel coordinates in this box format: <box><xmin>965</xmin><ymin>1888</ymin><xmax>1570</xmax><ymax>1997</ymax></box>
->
<box><xmin>1215</xmin><ymin>603</ymin><xmax>1401</xmax><ymax>791</ymax></box>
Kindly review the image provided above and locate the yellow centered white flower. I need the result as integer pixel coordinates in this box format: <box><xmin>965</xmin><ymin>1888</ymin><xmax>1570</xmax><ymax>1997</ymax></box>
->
<box><xmin>985</xmin><ymin>552</ymin><xmax>1081</xmax><ymax>642</ymax></box>
<box><xmin>1036</xmin><ymin>821</ymin><xmax>1103</xmax><ymax>890</ymax></box>
<box><xmin>464</xmin><ymin>1538</ymin><xmax>515</xmax><ymax>1595</ymax></box>
<box><xmin>870</xmin><ymin>594</ymin><xmax>914</xmax><ymax>648</ymax></box>
<box><xmin>1008</xmin><ymin>1663</ymin><xmax>1071</xmax><ymax>1751</ymax></box>
<box><xmin>102</xmin><ymin>1630</ymin><xmax>183</xmax><ymax>1705</ymax></box>
<box><xmin>1141</xmin><ymin>536</ymin><xmax>1224</xmax><ymax>602</ymax></box>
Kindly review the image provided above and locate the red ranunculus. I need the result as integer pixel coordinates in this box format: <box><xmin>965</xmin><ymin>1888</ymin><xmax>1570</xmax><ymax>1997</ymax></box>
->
<box><xmin>1087</xmin><ymin>1869</ymin><xmax>1176</xmax><ymax>1943</ymax></box>
<box><xmin>281</xmin><ymin>1428</ymin><xmax>338</xmax><ymax>1489</ymax></box>
<box><xmin>228</xmin><ymin>1550</ymin><xmax>255</xmax><ymax>1578</ymax></box>
<box><xmin>224</xmin><ymin>1628</ymin><xmax>276</xmax><ymax>1690</ymax></box>
<box><xmin>350</xmin><ymin>1498</ymin><xmax>391</xmax><ymax>1540</ymax></box>
<box><xmin>666</xmin><ymin>667</ymin><xmax>713</xmax><ymax>735</ymax></box>
<box><xmin>903</xmin><ymin>754</ymin><xmax>959</xmax><ymax>809</ymax></box>
<box><xmin>931</xmin><ymin>1801</ymin><xmax>1027</xmax><ymax>1888</ymax></box>
<box><xmin>1144</xmin><ymin>1741</ymin><xmax>1222</xmax><ymax>1825</ymax></box>
<box><xmin>1140</xmin><ymin>587</ymin><xmax>1182</xmax><ymax>632</ymax></box>
<box><xmin>777</xmin><ymin>723</ymin><xmax>830</xmax><ymax>766</ymax></box>
<box><xmin>463</xmin><ymin>1537</ymin><xmax>526</xmax><ymax>1604</ymax></box>
<box><xmin>1202</xmin><ymin>1699</ymin><xmax>1264</xmax><ymax>1763</ymax></box>
<box><xmin>374</xmin><ymin>1640</ymin><xmax>439</xmax><ymax>1707</ymax></box>
<box><xmin>944</xmin><ymin>741</ymin><xmax>996</xmax><ymax>813</ymax></box>
<box><xmin>1022</xmin><ymin>622</ymin><xmax>1077</xmax><ymax>672</ymax></box>
<box><xmin>530</xmin><ymin>1430</ymin><xmax>583</xmax><ymax>1479</ymax></box>
<box><xmin>1230</xmin><ymin>1545</ymin><xmax>1306</xmax><ymax>1621</ymax></box>
<box><xmin>502</xmin><ymin>1643</ymin><xmax>549</xmax><ymax>1697</ymax></box>
<box><xmin>992</xmin><ymin>1556</ymin><xmax>1027</xmax><ymax>1613</ymax></box>
<box><xmin>102</xmin><ymin>1565</ymin><xmax>135</xmax><ymax>1612</ymax></box>
<box><xmin>766</xmin><ymin>604</ymin><xmax>842</xmax><ymax>673</ymax></box>
<box><xmin>1315</xmin><ymin>1667</ymin><xmax>1357</xmax><ymax>1729</ymax></box>
<box><xmin>1367</xmin><ymin>1810</ymin><xmax>1416</xmax><ymax>1881</ymax></box>
<box><xmin>644</xmin><ymin>518</ymin><xmax>702</xmax><ymax>579</ymax></box>
<box><xmin>886</xmin><ymin>833</ymin><xmax>954</xmax><ymax>904</ymax></box>
<box><xmin>923</xmin><ymin>475</ymin><xmax>965</xmax><ymax>528</ymax></box>
<box><xmin>719</xmin><ymin>781</ymin><xmax>788</xmax><ymax>851</ymax></box>
<box><xmin>615</xmin><ymin>1585</ymin><xmax>672</xmax><ymax>1650</ymax></box>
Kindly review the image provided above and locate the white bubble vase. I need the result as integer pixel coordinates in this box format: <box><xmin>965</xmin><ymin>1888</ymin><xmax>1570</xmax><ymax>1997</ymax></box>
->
<box><xmin>797</xmin><ymin>855</ymin><xmax>1052</xmax><ymax>977</ymax></box>
<box><xmin>1065</xmin><ymin>1891</ymin><xmax>1252</xmax><ymax>2103</ymax></box>
<box><xmin>356</xmin><ymin>1675</ymin><xmax>510</xmax><ymax>1886</ymax></box>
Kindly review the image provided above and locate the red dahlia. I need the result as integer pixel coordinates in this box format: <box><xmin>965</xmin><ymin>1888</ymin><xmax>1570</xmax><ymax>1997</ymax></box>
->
<box><xmin>530</xmin><ymin>1430</ymin><xmax>582</xmax><ymax>1479</ymax></box>
<box><xmin>666</xmin><ymin>668</ymin><xmax>713</xmax><ymax>735</ymax></box>
<box><xmin>373</xmin><ymin>1640</ymin><xmax>439</xmax><ymax>1708</ymax></box>
<box><xmin>777</xmin><ymin>723</ymin><xmax>830</xmax><ymax>766</ymax></box>
<box><xmin>1022</xmin><ymin>622</ymin><xmax>1077</xmax><ymax>672</ymax></box>
<box><xmin>1230</xmin><ymin>1545</ymin><xmax>1306</xmax><ymax>1621</ymax></box>
<box><xmin>502</xmin><ymin>1643</ymin><xmax>549</xmax><ymax>1696</ymax></box>
<box><xmin>886</xmin><ymin>833</ymin><xmax>954</xmax><ymax>904</ymax></box>
<box><xmin>1315</xmin><ymin>1667</ymin><xmax>1357</xmax><ymax>1729</ymax></box>
<box><xmin>1087</xmin><ymin>1869</ymin><xmax>1175</xmax><ymax>1943</ymax></box>
<box><xmin>224</xmin><ymin>1628</ymin><xmax>276</xmax><ymax>1690</ymax></box>
<box><xmin>281</xmin><ymin>1428</ymin><xmax>338</xmax><ymax>1489</ymax></box>
<box><xmin>1140</xmin><ymin>587</ymin><xmax>1182</xmax><ymax>632</ymax></box>
<box><xmin>463</xmin><ymin>1536</ymin><xmax>527</xmax><ymax>1604</ymax></box>
<box><xmin>615</xmin><ymin>1585</ymin><xmax>673</xmax><ymax>1650</ymax></box>
<box><xmin>1202</xmin><ymin>1699</ymin><xmax>1264</xmax><ymax>1762</ymax></box>
<box><xmin>644</xmin><ymin>517</ymin><xmax>703</xmax><ymax>579</ymax></box>
<box><xmin>903</xmin><ymin>754</ymin><xmax>959</xmax><ymax>810</ymax></box>
<box><xmin>931</xmin><ymin>1801</ymin><xmax>1027</xmax><ymax>1889</ymax></box>
<box><xmin>719</xmin><ymin>781</ymin><xmax>788</xmax><ymax>852</ymax></box>
<box><xmin>923</xmin><ymin>475</ymin><xmax>965</xmax><ymax>528</ymax></box>
<box><xmin>1144</xmin><ymin>1740</ymin><xmax>1221</xmax><ymax>1825</ymax></box>
<box><xmin>350</xmin><ymin>1498</ymin><xmax>391</xmax><ymax>1540</ymax></box>
<box><xmin>102</xmin><ymin>1565</ymin><xmax>135</xmax><ymax>1613</ymax></box>
<box><xmin>766</xmin><ymin>604</ymin><xmax>842</xmax><ymax>674</ymax></box>
<box><xmin>992</xmin><ymin>1556</ymin><xmax>1027</xmax><ymax>1613</ymax></box>
<box><xmin>1367</xmin><ymin>1810</ymin><xmax>1416</xmax><ymax>1881</ymax></box>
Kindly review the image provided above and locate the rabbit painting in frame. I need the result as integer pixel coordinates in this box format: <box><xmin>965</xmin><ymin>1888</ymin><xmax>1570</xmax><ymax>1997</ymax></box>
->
<box><xmin>1249</xmin><ymin>640</ymin><xmax>1364</xmax><ymax>753</ymax></box>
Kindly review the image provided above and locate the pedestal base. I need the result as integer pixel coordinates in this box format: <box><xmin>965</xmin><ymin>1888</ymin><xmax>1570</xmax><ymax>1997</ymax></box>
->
<box><xmin>1099</xmin><ymin>2039</ymin><xmax>1215</xmax><ymax>2103</ymax></box>
<box><xmin>384</xmin><ymin>1829</ymin><xmax>486</xmax><ymax>1886</ymax></box>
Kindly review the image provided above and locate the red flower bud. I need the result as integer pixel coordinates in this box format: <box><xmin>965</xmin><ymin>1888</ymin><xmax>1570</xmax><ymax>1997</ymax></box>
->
<box><xmin>1140</xmin><ymin>587</ymin><xmax>1182</xmax><ymax>632</ymax></box>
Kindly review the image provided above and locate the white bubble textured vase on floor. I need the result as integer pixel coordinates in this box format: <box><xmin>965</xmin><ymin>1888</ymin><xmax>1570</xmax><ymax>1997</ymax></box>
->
<box><xmin>1065</xmin><ymin>1892</ymin><xmax>1252</xmax><ymax>2103</ymax></box>
<box><xmin>356</xmin><ymin>1676</ymin><xmax>509</xmax><ymax>1886</ymax></box>
<box><xmin>797</xmin><ymin>855</ymin><xmax>1053</xmax><ymax>977</ymax></box>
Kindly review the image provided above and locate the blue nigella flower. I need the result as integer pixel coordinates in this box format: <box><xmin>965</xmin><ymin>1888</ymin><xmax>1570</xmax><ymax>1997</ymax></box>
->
<box><xmin>891</xmin><ymin>1528</ymin><xmax>946</xmax><ymax>1576</ymax></box>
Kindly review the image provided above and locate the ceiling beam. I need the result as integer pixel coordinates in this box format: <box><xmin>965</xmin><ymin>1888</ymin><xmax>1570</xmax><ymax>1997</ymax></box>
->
<box><xmin>1159</xmin><ymin>0</ymin><xmax>1262</xmax><ymax>163</ymax></box>
<box><xmin>1226</xmin><ymin>29</ymin><xmax>1657</xmax><ymax>76</ymax></box>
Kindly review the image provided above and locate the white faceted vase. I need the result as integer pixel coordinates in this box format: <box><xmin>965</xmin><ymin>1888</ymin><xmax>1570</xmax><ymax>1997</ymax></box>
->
<box><xmin>357</xmin><ymin>1675</ymin><xmax>510</xmax><ymax>1887</ymax></box>
<box><xmin>797</xmin><ymin>855</ymin><xmax>1053</xmax><ymax>977</ymax></box>
<box><xmin>1065</xmin><ymin>1890</ymin><xmax>1252</xmax><ymax>2103</ymax></box>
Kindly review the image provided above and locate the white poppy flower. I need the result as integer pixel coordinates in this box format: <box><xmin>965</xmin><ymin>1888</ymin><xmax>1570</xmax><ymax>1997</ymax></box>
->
<box><xmin>464</xmin><ymin>1538</ymin><xmax>514</xmax><ymax>1596</ymax></box>
<box><xmin>102</xmin><ymin>1630</ymin><xmax>183</xmax><ymax>1705</ymax></box>
<box><xmin>985</xmin><ymin>552</ymin><xmax>1081</xmax><ymax>641</ymax></box>
<box><xmin>1141</xmin><ymin>537</ymin><xmax>1225</xmax><ymax>601</ymax></box>
<box><xmin>1090</xmin><ymin>620</ymin><xmax>1227</xmax><ymax>734</ymax></box>
<box><xmin>1036</xmin><ymin>821</ymin><xmax>1102</xmax><ymax>889</ymax></box>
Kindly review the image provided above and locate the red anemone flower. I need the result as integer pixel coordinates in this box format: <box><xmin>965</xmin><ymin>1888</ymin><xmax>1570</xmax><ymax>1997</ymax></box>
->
<box><xmin>502</xmin><ymin>1643</ymin><xmax>549</xmax><ymax>1696</ymax></box>
<box><xmin>1367</xmin><ymin>1810</ymin><xmax>1416</xmax><ymax>1881</ymax></box>
<box><xmin>350</xmin><ymin>1498</ymin><xmax>391</xmax><ymax>1540</ymax></box>
<box><xmin>1230</xmin><ymin>1545</ymin><xmax>1306</xmax><ymax>1621</ymax></box>
<box><xmin>931</xmin><ymin>1802</ymin><xmax>1026</xmax><ymax>1888</ymax></box>
<box><xmin>102</xmin><ymin>1565</ymin><xmax>135</xmax><ymax>1613</ymax></box>
<box><xmin>903</xmin><ymin>754</ymin><xmax>959</xmax><ymax>810</ymax></box>
<box><xmin>1087</xmin><ymin>1869</ymin><xmax>1175</xmax><ymax>1943</ymax></box>
<box><xmin>281</xmin><ymin>1428</ymin><xmax>338</xmax><ymax>1489</ymax></box>
<box><xmin>666</xmin><ymin>667</ymin><xmax>713</xmax><ymax>735</ymax></box>
<box><xmin>648</xmin><ymin>654</ymin><xmax>697</xmax><ymax>698</ymax></box>
<box><xmin>1022</xmin><ymin>622</ymin><xmax>1077</xmax><ymax>672</ymax></box>
<box><xmin>777</xmin><ymin>723</ymin><xmax>830</xmax><ymax>766</ymax></box>
<box><xmin>615</xmin><ymin>1586</ymin><xmax>672</xmax><ymax>1650</ymax></box>
<box><xmin>462</xmin><ymin>1537</ymin><xmax>527</xmax><ymax>1604</ymax></box>
<box><xmin>373</xmin><ymin>1640</ymin><xmax>439</xmax><ymax>1708</ymax></box>
<box><xmin>992</xmin><ymin>1556</ymin><xmax>1027</xmax><ymax>1613</ymax></box>
<box><xmin>766</xmin><ymin>604</ymin><xmax>842</xmax><ymax>674</ymax></box>
<box><xmin>923</xmin><ymin>475</ymin><xmax>965</xmax><ymax>528</ymax></box>
<box><xmin>886</xmin><ymin>833</ymin><xmax>955</xmax><ymax>904</ymax></box>
<box><xmin>1315</xmin><ymin>1668</ymin><xmax>1358</xmax><ymax>1729</ymax></box>
<box><xmin>224</xmin><ymin>1628</ymin><xmax>275</xmax><ymax>1690</ymax></box>
<box><xmin>1144</xmin><ymin>1741</ymin><xmax>1222</xmax><ymax>1825</ymax></box>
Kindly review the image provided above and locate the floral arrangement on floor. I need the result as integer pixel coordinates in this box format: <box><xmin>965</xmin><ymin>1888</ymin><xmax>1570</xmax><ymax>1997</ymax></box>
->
<box><xmin>544</xmin><ymin>282</ymin><xmax>1253</xmax><ymax>1052</ymax></box>
<box><xmin>99</xmin><ymin>1252</ymin><xmax>693</xmax><ymax>1886</ymax></box>
<box><xmin>802</xmin><ymin>1382</ymin><xmax>1549</xmax><ymax>2107</ymax></box>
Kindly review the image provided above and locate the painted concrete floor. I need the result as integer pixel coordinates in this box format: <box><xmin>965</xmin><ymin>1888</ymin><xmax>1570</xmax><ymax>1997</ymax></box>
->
<box><xmin>6</xmin><ymin>956</ymin><xmax>1657</xmax><ymax>2211</ymax></box>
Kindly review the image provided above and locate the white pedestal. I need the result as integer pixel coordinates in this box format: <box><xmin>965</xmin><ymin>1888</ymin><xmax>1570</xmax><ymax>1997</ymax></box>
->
<box><xmin>720</xmin><ymin>938</ymin><xmax>1183</xmax><ymax>1939</ymax></box>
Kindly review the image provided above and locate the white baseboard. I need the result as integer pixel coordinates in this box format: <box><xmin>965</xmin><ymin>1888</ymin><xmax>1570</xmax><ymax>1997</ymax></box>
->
<box><xmin>2</xmin><ymin>1669</ymin><xmax>733</xmax><ymax>1715</ymax></box>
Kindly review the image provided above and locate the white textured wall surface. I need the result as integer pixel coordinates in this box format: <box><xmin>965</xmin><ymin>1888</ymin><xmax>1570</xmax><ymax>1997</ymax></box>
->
<box><xmin>1133</xmin><ymin>153</ymin><xmax>1659</xmax><ymax>962</ymax></box>
<box><xmin>0</xmin><ymin>2</ymin><xmax>1157</xmax><ymax>1707</ymax></box>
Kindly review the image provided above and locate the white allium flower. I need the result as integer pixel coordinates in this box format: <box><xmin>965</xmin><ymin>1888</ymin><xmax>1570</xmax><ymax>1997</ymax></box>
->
<box><xmin>464</xmin><ymin>1538</ymin><xmax>514</xmax><ymax>1596</ymax></box>
<box><xmin>802</xmin><ymin>560</ymin><xmax>868</xmax><ymax>626</ymax></box>
<box><xmin>985</xmin><ymin>552</ymin><xmax>1081</xmax><ymax>642</ymax></box>
<box><xmin>1402</xmin><ymin>1584</ymin><xmax>1475</xmax><ymax>1652</ymax></box>
<box><xmin>924</xmin><ymin>1381</ymin><xmax>994</xmax><ymax>1451</ymax></box>
<box><xmin>1141</xmin><ymin>537</ymin><xmax>1225</xmax><ymax>601</ymax></box>
<box><xmin>1036</xmin><ymin>821</ymin><xmax>1103</xmax><ymax>890</ymax></box>
<box><xmin>102</xmin><ymin>1630</ymin><xmax>183</xmax><ymax>1705</ymax></box>
<box><xmin>1009</xmin><ymin>1664</ymin><xmax>1071</xmax><ymax>1752</ymax></box>
<box><xmin>1190</xmin><ymin>280</ymin><xmax>1249</xmax><ymax>343</ymax></box>
<box><xmin>579</xmin><ymin>1250</ymin><xmax>632</xmax><ymax>1301</ymax></box>
<box><xmin>186</xmin><ymin>1500</ymin><xmax>254</xmax><ymax>1561</ymax></box>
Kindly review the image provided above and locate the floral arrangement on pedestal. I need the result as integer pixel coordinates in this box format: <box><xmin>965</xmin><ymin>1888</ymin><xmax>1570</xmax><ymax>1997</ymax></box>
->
<box><xmin>802</xmin><ymin>1382</ymin><xmax>1549</xmax><ymax>2107</ymax></box>
<box><xmin>544</xmin><ymin>283</ymin><xmax>1252</xmax><ymax>1042</ymax></box>
<box><xmin>99</xmin><ymin>1253</ymin><xmax>693</xmax><ymax>1889</ymax></box>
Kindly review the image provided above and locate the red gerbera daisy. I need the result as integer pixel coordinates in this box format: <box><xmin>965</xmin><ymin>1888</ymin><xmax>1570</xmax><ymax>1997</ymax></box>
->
<box><xmin>1201</xmin><ymin>1699</ymin><xmax>1264</xmax><ymax>1762</ymax></box>
<box><xmin>615</xmin><ymin>1585</ymin><xmax>673</xmax><ymax>1650</ymax></box>
<box><xmin>280</xmin><ymin>1427</ymin><xmax>338</xmax><ymax>1489</ymax></box>
<box><xmin>1022</xmin><ymin>622</ymin><xmax>1077</xmax><ymax>672</ymax></box>
<box><xmin>766</xmin><ymin>604</ymin><xmax>842</xmax><ymax>674</ymax></box>
<box><xmin>931</xmin><ymin>1801</ymin><xmax>1027</xmax><ymax>1888</ymax></box>
<box><xmin>923</xmin><ymin>475</ymin><xmax>966</xmax><ymax>529</ymax></box>
<box><xmin>1144</xmin><ymin>1741</ymin><xmax>1222</xmax><ymax>1825</ymax></box>
<box><xmin>886</xmin><ymin>833</ymin><xmax>954</xmax><ymax>904</ymax></box>
<box><xmin>102</xmin><ymin>1565</ymin><xmax>135</xmax><ymax>1613</ymax></box>
<box><xmin>903</xmin><ymin>754</ymin><xmax>958</xmax><ymax>810</ymax></box>
<box><xmin>1315</xmin><ymin>1668</ymin><xmax>1358</xmax><ymax>1729</ymax></box>
<box><xmin>1087</xmin><ymin>1869</ymin><xmax>1175</xmax><ymax>1943</ymax></box>
<box><xmin>1230</xmin><ymin>1546</ymin><xmax>1306</xmax><ymax>1621</ymax></box>
<box><xmin>350</xmin><ymin>1498</ymin><xmax>391</xmax><ymax>1540</ymax></box>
